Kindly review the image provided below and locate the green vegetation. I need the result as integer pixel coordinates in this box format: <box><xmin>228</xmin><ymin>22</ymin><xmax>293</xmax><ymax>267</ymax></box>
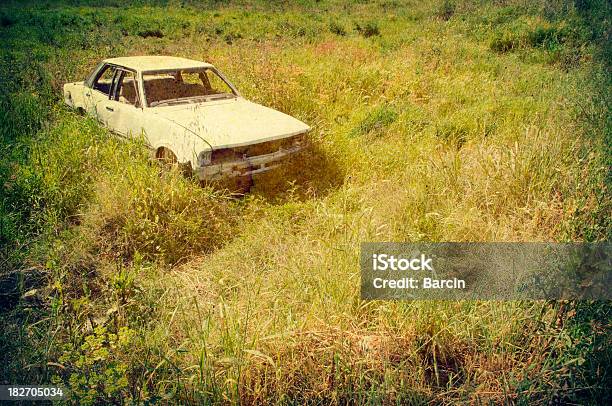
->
<box><xmin>1</xmin><ymin>0</ymin><xmax>610</xmax><ymax>404</ymax></box>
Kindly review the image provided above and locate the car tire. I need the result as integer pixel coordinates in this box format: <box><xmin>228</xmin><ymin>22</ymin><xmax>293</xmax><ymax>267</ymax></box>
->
<box><xmin>156</xmin><ymin>147</ymin><xmax>192</xmax><ymax>177</ymax></box>
<box><xmin>156</xmin><ymin>147</ymin><xmax>178</xmax><ymax>165</ymax></box>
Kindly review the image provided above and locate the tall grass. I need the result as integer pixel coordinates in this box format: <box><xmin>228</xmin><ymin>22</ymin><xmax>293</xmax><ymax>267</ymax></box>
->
<box><xmin>1</xmin><ymin>0</ymin><xmax>610</xmax><ymax>404</ymax></box>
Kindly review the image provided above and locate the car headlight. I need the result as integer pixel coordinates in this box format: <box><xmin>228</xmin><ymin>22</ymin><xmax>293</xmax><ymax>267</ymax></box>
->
<box><xmin>197</xmin><ymin>150</ymin><xmax>212</xmax><ymax>166</ymax></box>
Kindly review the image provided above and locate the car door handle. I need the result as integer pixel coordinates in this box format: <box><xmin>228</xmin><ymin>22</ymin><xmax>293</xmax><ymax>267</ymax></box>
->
<box><xmin>105</xmin><ymin>106</ymin><xmax>114</xmax><ymax>112</ymax></box>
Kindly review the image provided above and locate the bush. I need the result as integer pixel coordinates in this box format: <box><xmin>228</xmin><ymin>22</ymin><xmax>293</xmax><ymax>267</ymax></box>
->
<box><xmin>55</xmin><ymin>326</ymin><xmax>135</xmax><ymax>405</ymax></box>
<box><xmin>527</xmin><ymin>23</ymin><xmax>568</xmax><ymax>49</ymax></box>
<box><xmin>114</xmin><ymin>14</ymin><xmax>165</xmax><ymax>38</ymax></box>
<box><xmin>355</xmin><ymin>21</ymin><xmax>380</xmax><ymax>38</ymax></box>
<box><xmin>490</xmin><ymin>30</ymin><xmax>521</xmax><ymax>53</ymax></box>
<box><xmin>437</xmin><ymin>0</ymin><xmax>455</xmax><ymax>21</ymax></box>
<box><xmin>490</xmin><ymin>19</ymin><xmax>574</xmax><ymax>54</ymax></box>
<box><xmin>329</xmin><ymin>20</ymin><xmax>346</xmax><ymax>36</ymax></box>
<box><xmin>137</xmin><ymin>28</ymin><xmax>164</xmax><ymax>38</ymax></box>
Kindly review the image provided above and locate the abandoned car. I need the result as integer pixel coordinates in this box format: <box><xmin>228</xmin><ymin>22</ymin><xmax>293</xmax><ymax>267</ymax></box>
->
<box><xmin>63</xmin><ymin>56</ymin><xmax>310</xmax><ymax>179</ymax></box>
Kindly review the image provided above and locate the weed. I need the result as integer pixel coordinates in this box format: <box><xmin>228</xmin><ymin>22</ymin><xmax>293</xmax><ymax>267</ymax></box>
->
<box><xmin>438</xmin><ymin>0</ymin><xmax>455</xmax><ymax>21</ymax></box>
<box><xmin>83</xmin><ymin>162</ymin><xmax>237</xmax><ymax>264</ymax></box>
<box><xmin>329</xmin><ymin>20</ymin><xmax>346</xmax><ymax>36</ymax></box>
<box><xmin>355</xmin><ymin>21</ymin><xmax>380</xmax><ymax>38</ymax></box>
<box><xmin>352</xmin><ymin>105</ymin><xmax>398</xmax><ymax>138</ymax></box>
<box><xmin>55</xmin><ymin>326</ymin><xmax>135</xmax><ymax>404</ymax></box>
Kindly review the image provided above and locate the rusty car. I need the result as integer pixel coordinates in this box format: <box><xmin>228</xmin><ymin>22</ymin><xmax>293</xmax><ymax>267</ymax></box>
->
<box><xmin>63</xmin><ymin>56</ymin><xmax>310</xmax><ymax>182</ymax></box>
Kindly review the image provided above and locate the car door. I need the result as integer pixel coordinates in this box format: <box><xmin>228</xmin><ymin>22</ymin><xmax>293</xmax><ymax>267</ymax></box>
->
<box><xmin>86</xmin><ymin>64</ymin><xmax>116</xmax><ymax>121</ymax></box>
<box><xmin>104</xmin><ymin>68</ymin><xmax>147</xmax><ymax>141</ymax></box>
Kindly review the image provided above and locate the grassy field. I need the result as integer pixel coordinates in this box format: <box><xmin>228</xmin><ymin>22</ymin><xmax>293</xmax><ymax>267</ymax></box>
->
<box><xmin>1</xmin><ymin>0</ymin><xmax>610</xmax><ymax>404</ymax></box>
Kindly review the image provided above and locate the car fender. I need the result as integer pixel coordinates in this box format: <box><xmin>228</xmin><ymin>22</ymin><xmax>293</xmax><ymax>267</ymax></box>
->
<box><xmin>144</xmin><ymin>114</ymin><xmax>212</xmax><ymax>168</ymax></box>
<box><xmin>63</xmin><ymin>82</ymin><xmax>86</xmax><ymax>109</ymax></box>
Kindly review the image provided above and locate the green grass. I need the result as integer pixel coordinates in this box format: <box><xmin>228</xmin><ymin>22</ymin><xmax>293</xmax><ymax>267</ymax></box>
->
<box><xmin>1</xmin><ymin>0</ymin><xmax>610</xmax><ymax>404</ymax></box>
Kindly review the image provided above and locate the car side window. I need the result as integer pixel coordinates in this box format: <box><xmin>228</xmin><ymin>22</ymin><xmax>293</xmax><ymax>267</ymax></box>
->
<box><xmin>113</xmin><ymin>70</ymin><xmax>140</xmax><ymax>107</ymax></box>
<box><xmin>92</xmin><ymin>65</ymin><xmax>116</xmax><ymax>96</ymax></box>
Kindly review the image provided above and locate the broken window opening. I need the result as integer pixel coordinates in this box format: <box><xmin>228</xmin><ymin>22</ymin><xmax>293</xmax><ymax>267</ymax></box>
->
<box><xmin>92</xmin><ymin>65</ymin><xmax>116</xmax><ymax>96</ymax></box>
<box><xmin>142</xmin><ymin>68</ymin><xmax>236</xmax><ymax>107</ymax></box>
<box><xmin>113</xmin><ymin>70</ymin><xmax>141</xmax><ymax>108</ymax></box>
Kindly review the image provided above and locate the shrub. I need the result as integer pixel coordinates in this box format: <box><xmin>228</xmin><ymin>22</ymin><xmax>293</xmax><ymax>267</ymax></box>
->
<box><xmin>137</xmin><ymin>28</ymin><xmax>164</xmax><ymax>38</ymax></box>
<box><xmin>355</xmin><ymin>21</ymin><xmax>380</xmax><ymax>38</ymax></box>
<box><xmin>329</xmin><ymin>20</ymin><xmax>346</xmax><ymax>36</ymax></box>
<box><xmin>437</xmin><ymin>0</ymin><xmax>455</xmax><ymax>21</ymax></box>
<box><xmin>114</xmin><ymin>14</ymin><xmax>165</xmax><ymax>38</ymax></box>
<box><xmin>490</xmin><ymin>19</ymin><xmax>573</xmax><ymax>54</ymax></box>
<box><xmin>527</xmin><ymin>23</ymin><xmax>568</xmax><ymax>49</ymax></box>
<box><xmin>490</xmin><ymin>30</ymin><xmax>521</xmax><ymax>53</ymax></box>
<box><xmin>0</xmin><ymin>12</ymin><xmax>15</xmax><ymax>28</ymax></box>
<box><xmin>55</xmin><ymin>326</ymin><xmax>135</xmax><ymax>405</ymax></box>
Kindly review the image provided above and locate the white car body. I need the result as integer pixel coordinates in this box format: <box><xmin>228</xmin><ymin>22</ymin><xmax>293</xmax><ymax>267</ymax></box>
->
<box><xmin>63</xmin><ymin>55</ymin><xmax>310</xmax><ymax>179</ymax></box>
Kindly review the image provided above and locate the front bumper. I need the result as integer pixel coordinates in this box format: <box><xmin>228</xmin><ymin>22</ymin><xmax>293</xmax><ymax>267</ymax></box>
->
<box><xmin>195</xmin><ymin>144</ymin><xmax>303</xmax><ymax>180</ymax></box>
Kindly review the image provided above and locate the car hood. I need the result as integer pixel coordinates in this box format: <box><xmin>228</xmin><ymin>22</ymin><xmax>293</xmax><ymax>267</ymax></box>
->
<box><xmin>149</xmin><ymin>98</ymin><xmax>310</xmax><ymax>149</ymax></box>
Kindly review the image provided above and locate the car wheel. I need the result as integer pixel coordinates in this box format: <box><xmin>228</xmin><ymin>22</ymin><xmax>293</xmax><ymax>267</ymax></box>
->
<box><xmin>156</xmin><ymin>147</ymin><xmax>192</xmax><ymax>177</ymax></box>
<box><xmin>156</xmin><ymin>147</ymin><xmax>178</xmax><ymax>165</ymax></box>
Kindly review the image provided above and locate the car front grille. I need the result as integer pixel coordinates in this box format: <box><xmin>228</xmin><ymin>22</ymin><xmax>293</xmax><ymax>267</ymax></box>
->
<box><xmin>211</xmin><ymin>133</ymin><xmax>306</xmax><ymax>164</ymax></box>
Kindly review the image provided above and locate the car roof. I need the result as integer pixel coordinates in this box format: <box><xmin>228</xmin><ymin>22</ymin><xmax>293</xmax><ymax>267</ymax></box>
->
<box><xmin>103</xmin><ymin>56</ymin><xmax>213</xmax><ymax>72</ymax></box>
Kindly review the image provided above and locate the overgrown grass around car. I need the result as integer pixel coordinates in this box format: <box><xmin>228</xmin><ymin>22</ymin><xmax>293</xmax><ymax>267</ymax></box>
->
<box><xmin>1</xmin><ymin>0</ymin><xmax>610</xmax><ymax>404</ymax></box>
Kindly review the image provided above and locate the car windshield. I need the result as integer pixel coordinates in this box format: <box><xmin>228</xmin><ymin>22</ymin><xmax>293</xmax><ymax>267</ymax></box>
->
<box><xmin>143</xmin><ymin>68</ymin><xmax>236</xmax><ymax>107</ymax></box>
